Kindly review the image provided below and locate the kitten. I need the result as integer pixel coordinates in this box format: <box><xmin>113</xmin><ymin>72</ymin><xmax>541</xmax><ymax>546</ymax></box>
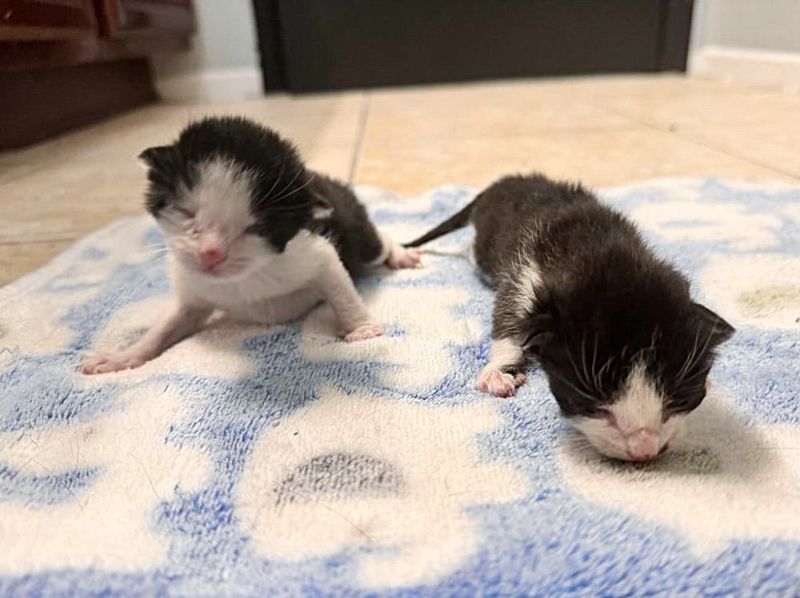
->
<box><xmin>406</xmin><ymin>174</ymin><xmax>734</xmax><ymax>462</ymax></box>
<box><xmin>80</xmin><ymin>116</ymin><xmax>420</xmax><ymax>375</ymax></box>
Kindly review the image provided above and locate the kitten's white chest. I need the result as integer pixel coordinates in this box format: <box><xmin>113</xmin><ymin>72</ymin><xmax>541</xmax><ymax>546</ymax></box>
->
<box><xmin>172</xmin><ymin>232</ymin><xmax>331</xmax><ymax>320</ymax></box>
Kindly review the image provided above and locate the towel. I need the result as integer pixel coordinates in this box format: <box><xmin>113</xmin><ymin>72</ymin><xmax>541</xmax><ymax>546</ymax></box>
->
<box><xmin>1</xmin><ymin>179</ymin><xmax>799</xmax><ymax>595</ymax></box>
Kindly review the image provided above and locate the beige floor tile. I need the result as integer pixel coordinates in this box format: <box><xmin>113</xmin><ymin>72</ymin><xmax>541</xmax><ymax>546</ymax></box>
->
<box><xmin>0</xmin><ymin>91</ymin><xmax>364</xmax><ymax>170</ymax></box>
<box><xmin>540</xmin><ymin>73</ymin><xmax>729</xmax><ymax>98</ymax></box>
<box><xmin>0</xmin><ymin>161</ymin><xmax>145</xmax><ymax>243</ymax></box>
<box><xmin>304</xmin><ymin>144</ymin><xmax>357</xmax><ymax>182</ymax></box>
<box><xmin>0</xmin><ymin>162</ymin><xmax>40</xmax><ymax>186</ymax></box>
<box><xmin>677</xmin><ymin>125</ymin><xmax>800</xmax><ymax>179</ymax></box>
<box><xmin>592</xmin><ymin>84</ymin><xmax>800</xmax><ymax>131</ymax></box>
<box><xmin>367</xmin><ymin>73</ymin><xmax>799</xmax><ymax>135</ymax></box>
<box><xmin>356</xmin><ymin>127</ymin><xmax>793</xmax><ymax>196</ymax></box>
<box><xmin>0</xmin><ymin>240</ymin><xmax>73</xmax><ymax>287</ymax></box>
<box><xmin>367</xmin><ymin>86</ymin><xmax>634</xmax><ymax>141</ymax></box>
<box><xmin>168</xmin><ymin>92</ymin><xmax>366</xmax><ymax>154</ymax></box>
<box><xmin>367</xmin><ymin>73</ymin><xmax>712</xmax><ymax>105</ymax></box>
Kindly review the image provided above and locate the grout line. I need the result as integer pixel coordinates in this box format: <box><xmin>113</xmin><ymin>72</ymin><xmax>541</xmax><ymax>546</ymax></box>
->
<box><xmin>360</xmin><ymin>124</ymin><xmax>643</xmax><ymax>147</ymax></box>
<box><xmin>667</xmin><ymin>128</ymin><xmax>800</xmax><ymax>181</ymax></box>
<box><xmin>590</xmin><ymin>103</ymin><xmax>800</xmax><ymax>181</ymax></box>
<box><xmin>348</xmin><ymin>91</ymin><xmax>371</xmax><ymax>185</ymax></box>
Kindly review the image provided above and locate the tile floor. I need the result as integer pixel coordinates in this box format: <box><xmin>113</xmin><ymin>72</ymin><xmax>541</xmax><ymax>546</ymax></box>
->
<box><xmin>1</xmin><ymin>73</ymin><xmax>799</xmax><ymax>286</ymax></box>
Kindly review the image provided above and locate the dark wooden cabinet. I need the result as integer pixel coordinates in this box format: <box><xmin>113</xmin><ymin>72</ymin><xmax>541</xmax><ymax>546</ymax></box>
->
<box><xmin>0</xmin><ymin>0</ymin><xmax>195</xmax><ymax>150</ymax></box>
<box><xmin>0</xmin><ymin>0</ymin><xmax>194</xmax><ymax>69</ymax></box>
<box><xmin>95</xmin><ymin>0</ymin><xmax>193</xmax><ymax>39</ymax></box>
<box><xmin>0</xmin><ymin>0</ymin><xmax>98</xmax><ymax>41</ymax></box>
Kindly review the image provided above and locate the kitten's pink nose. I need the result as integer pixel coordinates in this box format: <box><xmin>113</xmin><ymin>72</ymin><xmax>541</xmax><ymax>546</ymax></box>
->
<box><xmin>626</xmin><ymin>429</ymin><xmax>660</xmax><ymax>462</ymax></box>
<box><xmin>199</xmin><ymin>248</ymin><xmax>226</xmax><ymax>271</ymax></box>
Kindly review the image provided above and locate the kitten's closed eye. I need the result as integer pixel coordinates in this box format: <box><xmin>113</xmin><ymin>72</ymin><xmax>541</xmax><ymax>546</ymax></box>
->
<box><xmin>599</xmin><ymin>408</ymin><xmax>618</xmax><ymax>428</ymax></box>
<box><xmin>667</xmin><ymin>391</ymin><xmax>705</xmax><ymax>415</ymax></box>
<box><xmin>173</xmin><ymin>206</ymin><xmax>195</xmax><ymax>219</ymax></box>
<box><xmin>244</xmin><ymin>224</ymin><xmax>261</xmax><ymax>235</ymax></box>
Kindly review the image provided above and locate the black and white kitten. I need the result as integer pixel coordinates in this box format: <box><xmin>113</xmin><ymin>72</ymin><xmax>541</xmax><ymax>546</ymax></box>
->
<box><xmin>406</xmin><ymin>174</ymin><xmax>734</xmax><ymax>462</ymax></box>
<box><xmin>80</xmin><ymin>116</ymin><xmax>420</xmax><ymax>375</ymax></box>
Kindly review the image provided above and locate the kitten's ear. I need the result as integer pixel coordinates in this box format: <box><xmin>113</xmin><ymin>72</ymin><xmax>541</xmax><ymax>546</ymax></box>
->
<box><xmin>137</xmin><ymin>145</ymin><xmax>174</xmax><ymax>168</ymax></box>
<box><xmin>311</xmin><ymin>192</ymin><xmax>333</xmax><ymax>220</ymax></box>
<box><xmin>524</xmin><ymin>312</ymin><xmax>556</xmax><ymax>353</ymax></box>
<box><xmin>692</xmin><ymin>303</ymin><xmax>735</xmax><ymax>346</ymax></box>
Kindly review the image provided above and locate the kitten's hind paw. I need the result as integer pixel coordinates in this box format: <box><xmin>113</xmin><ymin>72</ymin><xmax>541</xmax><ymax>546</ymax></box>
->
<box><xmin>343</xmin><ymin>322</ymin><xmax>384</xmax><ymax>342</ymax></box>
<box><xmin>80</xmin><ymin>353</ymin><xmax>145</xmax><ymax>375</ymax></box>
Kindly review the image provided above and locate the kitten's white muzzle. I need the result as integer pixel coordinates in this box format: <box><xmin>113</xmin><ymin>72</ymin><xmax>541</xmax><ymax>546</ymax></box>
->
<box><xmin>624</xmin><ymin>429</ymin><xmax>661</xmax><ymax>462</ymax></box>
<box><xmin>200</xmin><ymin>248</ymin><xmax>226</xmax><ymax>272</ymax></box>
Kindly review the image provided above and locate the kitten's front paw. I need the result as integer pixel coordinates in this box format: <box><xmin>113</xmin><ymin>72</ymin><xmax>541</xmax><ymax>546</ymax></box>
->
<box><xmin>475</xmin><ymin>368</ymin><xmax>525</xmax><ymax>397</ymax></box>
<box><xmin>343</xmin><ymin>322</ymin><xmax>383</xmax><ymax>342</ymax></box>
<box><xmin>80</xmin><ymin>353</ymin><xmax>146</xmax><ymax>375</ymax></box>
<box><xmin>387</xmin><ymin>246</ymin><xmax>422</xmax><ymax>270</ymax></box>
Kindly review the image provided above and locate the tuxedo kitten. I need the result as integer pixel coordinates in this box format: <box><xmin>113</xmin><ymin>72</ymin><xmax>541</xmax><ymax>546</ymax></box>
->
<box><xmin>80</xmin><ymin>116</ymin><xmax>420</xmax><ymax>375</ymax></box>
<box><xmin>406</xmin><ymin>174</ymin><xmax>734</xmax><ymax>462</ymax></box>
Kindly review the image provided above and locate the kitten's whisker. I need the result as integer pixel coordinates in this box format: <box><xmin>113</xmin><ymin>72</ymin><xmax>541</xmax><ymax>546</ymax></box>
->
<box><xmin>257</xmin><ymin>156</ymin><xmax>290</xmax><ymax>206</ymax></box>
<box><xmin>564</xmin><ymin>345</ymin><xmax>585</xmax><ymax>388</ymax></box>
<box><xmin>676</xmin><ymin>328</ymin><xmax>703</xmax><ymax>383</ymax></box>
<box><xmin>676</xmin><ymin>368</ymin><xmax>712</xmax><ymax>391</ymax></box>
<box><xmin>262</xmin><ymin>200</ymin><xmax>315</xmax><ymax>215</ymax></box>
<box><xmin>580</xmin><ymin>334</ymin><xmax>593</xmax><ymax>393</ymax></box>
<box><xmin>261</xmin><ymin>165</ymin><xmax>305</xmax><ymax>206</ymax></box>
<box><xmin>596</xmin><ymin>353</ymin><xmax>615</xmax><ymax>386</ymax></box>
<box><xmin>565</xmin><ymin>344</ymin><xmax>594</xmax><ymax>394</ymax></box>
<box><xmin>676</xmin><ymin>328</ymin><xmax>715</xmax><ymax>387</ymax></box>
<box><xmin>136</xmin><ymin>247</ymin><xmax>168</xmax><ymax>258</ymax></box>
<box><xmin>269</xmin><ymin>173</ymin><xmax>316</xmax><ymax>205</ymax></box>
<box><xmin>548</xmin><ymin>366</ymin><xmax>597</xmax><ymax>403</ymax></box>
<box><xmin>590</xmin><ymin>333</ymin><xmax>600</xmax><ymax>389</ymax></box>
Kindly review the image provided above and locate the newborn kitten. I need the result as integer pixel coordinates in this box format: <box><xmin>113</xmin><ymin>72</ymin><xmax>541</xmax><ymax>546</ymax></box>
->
<box><xmin>81</xmin><ymin>116</ymin><xmax>420</xmax><ymax>375</ymax></box>
<box><xmin>406</xmin><ymin>174</ymin><xmax>734</xmax><ymax>462</ymax></box>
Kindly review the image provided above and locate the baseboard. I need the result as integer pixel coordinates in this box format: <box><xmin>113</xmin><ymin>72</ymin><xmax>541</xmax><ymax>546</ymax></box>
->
<box><xmin>690</xmin><ymin>46</ymin><xmax>800</xmax><ymax>93</ymax></box>
<box><xmin>155</xmin><ymin>67</ymin><xmax>264</xmax><ymax>102</ymax></box>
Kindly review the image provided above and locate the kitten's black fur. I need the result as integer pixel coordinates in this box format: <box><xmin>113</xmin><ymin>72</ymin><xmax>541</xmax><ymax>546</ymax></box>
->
<box><xmin>407</xmin><ymin>174</ymin><xmax>735</xmax><ymax>418</ymax></box>
<box><xmin>139</xmin><ymin>116</ymin><xmax>383</xmax><ymax>273</ymax></box>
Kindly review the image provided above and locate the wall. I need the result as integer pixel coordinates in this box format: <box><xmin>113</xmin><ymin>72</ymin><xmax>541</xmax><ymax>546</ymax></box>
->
<box><xmin>151</xmin><ymin>0</ymin><xmax>262</xmax><ymax>102</ymax></box>
<box><xmin>690</xmin><ymin>0</ymin><xmax>800</xmax><ymax>92</ymax></box>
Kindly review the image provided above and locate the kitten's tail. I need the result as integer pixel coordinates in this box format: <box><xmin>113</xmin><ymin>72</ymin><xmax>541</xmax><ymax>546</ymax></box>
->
<box><xmin>403</xmin><ymin>200</ymin><xmax>476</xmax><ymax>248</ymax></box>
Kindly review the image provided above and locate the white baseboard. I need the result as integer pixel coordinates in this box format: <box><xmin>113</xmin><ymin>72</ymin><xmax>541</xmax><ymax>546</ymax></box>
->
<box><xmin>155</xmin><ymin>67</ymin><xmax>264</xmax><ymax>103</ymax></box>
<box><xmin>690</xmin><ymin>46</ymin><xmax>800</xmax><ymax>93</ymax></box>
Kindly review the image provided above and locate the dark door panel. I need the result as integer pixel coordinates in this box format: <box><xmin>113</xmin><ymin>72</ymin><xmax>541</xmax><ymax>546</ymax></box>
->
<box><xmin>255</xmin><ymin>0</ymin><xmax>694</xmax><ymax>93</ymax></box>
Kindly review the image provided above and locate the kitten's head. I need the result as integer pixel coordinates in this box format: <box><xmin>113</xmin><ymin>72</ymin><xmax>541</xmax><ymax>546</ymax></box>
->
<box><xmin>139</xmin><ymin>116</ymin><xmax>329</xmax><ymax>278</ymax></box>
<box><xmin>525</xmin><ymin>256</ymin><xmax>734</xmax><ymax>462</ymax></box>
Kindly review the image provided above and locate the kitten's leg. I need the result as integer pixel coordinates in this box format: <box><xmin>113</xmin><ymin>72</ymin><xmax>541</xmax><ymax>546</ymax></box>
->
<box><xmin>311</xmin><ymin>174</ymin><xmax>420</xmax><ymax>270</ymax></box>
<box><xmin>80</xmin><ymin>304</ymin><xmax>213</xmax><ymax>375</ymax></box>
<box><xmin>369</xmin><ymin>230</ymin><xmax>422</xmax><ymax>270</ymax></box>
<box><xmin>316</xmin><ymin>250</ymin><xmax>382</xmax><ymax>342</ymax></box>
<box><xmin>475</xmin><ymin>281</ymin><xmax>528</xmax><ymax>397</ymax></box>
<box><xmin>476</xmin><ymin>338</ymin><xmax>526</xmax><ymax>397</ymax></box>
<box><xmin>244</xmin><ymin>287</ymin><xmax>323</xmax><ymax>325</ymax></box>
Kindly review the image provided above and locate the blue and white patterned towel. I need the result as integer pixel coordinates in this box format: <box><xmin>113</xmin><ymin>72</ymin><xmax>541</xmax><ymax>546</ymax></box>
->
<box><xmin>1</xmin><ymin>179</ymin><xmax>799</xmax><ymax>596</ymax></box>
